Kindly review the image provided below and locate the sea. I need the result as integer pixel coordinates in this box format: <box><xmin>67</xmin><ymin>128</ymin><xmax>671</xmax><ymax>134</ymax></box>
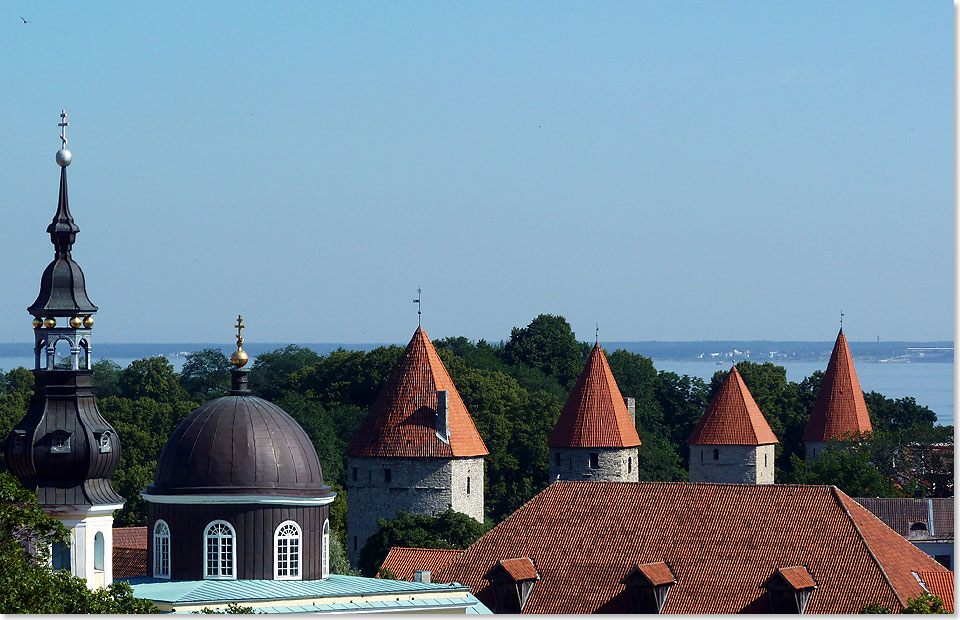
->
<box><xmin>0</xmin><ymin>354</ymin><xmax>953</xmax><ymax>428</ymax></box>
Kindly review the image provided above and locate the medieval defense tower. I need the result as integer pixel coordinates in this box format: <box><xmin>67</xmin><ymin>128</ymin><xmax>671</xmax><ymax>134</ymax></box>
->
<box><xmin>803</xmin><ymin>329</ymin><xmax>873</xmax><ymax>462</ymax></box>
<box><xmin>687</xmin><ymin>365</ymin><xmax>778</xmax><ymax>484</ymax></box>
<box><xmin>4</xmin><ymin>113</ymin><xmax>125</xmax><ymax>588</ymax></box>
<box><xmin>346</xmin><ymin>326</ymin><xmax>488</xmax><ymax>567</ymax></box>
<box><xmin>547</xmin><ymin>343</ymin><xmax>641</xmax><ymax>482</ymax></box>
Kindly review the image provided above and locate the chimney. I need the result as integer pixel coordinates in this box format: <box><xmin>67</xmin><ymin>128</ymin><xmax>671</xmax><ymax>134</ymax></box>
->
<box><xmin>414</xmin><ymin>570</ymin><xmax>431</xmax><ymax>583</ymax></box>
<box><xmin>436</xmin><ymin>390</ymin><xmax>450</xmax><ymax>444</ymax></box>
<box><xmin>624</xmin><ymin>397</ymin><xmax>636</xmax><ymax>425</ymax></box>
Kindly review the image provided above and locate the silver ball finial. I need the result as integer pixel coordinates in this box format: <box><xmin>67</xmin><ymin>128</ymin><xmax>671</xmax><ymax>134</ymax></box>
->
<box><xmin>57</xmin><ymin>110</ymin><xmax>71</xmax><ymax>165</ymax></box>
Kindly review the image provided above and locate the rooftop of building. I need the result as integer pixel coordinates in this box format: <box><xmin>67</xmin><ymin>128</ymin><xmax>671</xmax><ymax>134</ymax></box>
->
<box><xmin>804</xmin><ymin>329</ymin><xmax>873</xmax><ymax>442</ymax></box>
<box><xmin>347</xmin><ymin>326</ymin><xmax>488</xmax><ymax>459</ymax></box>
<box><xmin>424</xmin><ymin>481</ymin><xmax>949</xmax><ymax>614</ymax></box>
<box><xmin>548</xmin><ymin>343</ymin><xmax>641</xmax><ymax>449</ymax></box>
<box><xmin>380</xmin><ymin>547</ymin><xmax>466</xmax><ymax>581</ymax></box>
<box><xmin>124</xmin><ymin>574</ymin><xmax>491</xmax><ymax>614</ymax></box>
<box><xmin>687</xmin><ymin>364</ymin><xmax>778</xmax><ymax>446</ymax></box>
<box><xmin>852</xmin><ymin>497</ymin><xmax>954</xmax><ymax>541</ymax></box>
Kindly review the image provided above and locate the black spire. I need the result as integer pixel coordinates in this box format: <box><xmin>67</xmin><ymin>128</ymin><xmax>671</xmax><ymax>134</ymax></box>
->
<box><xmin>27</xmin><ymin>136</ymin><xmax>97</xmax><ymax>318</ymax></box>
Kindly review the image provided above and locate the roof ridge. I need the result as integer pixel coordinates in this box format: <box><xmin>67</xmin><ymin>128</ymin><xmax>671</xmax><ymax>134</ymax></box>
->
<box><xmin>831</xmin><ymin>486</ymin><xmax>903</xmax><ymax>608</ymax></box>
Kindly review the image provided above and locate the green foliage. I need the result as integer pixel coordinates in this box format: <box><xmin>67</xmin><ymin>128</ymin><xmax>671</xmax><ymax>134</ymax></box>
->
<box><xmin>248</xmin><ymin>345</ymin><xmax>322</xmax><ymax>402</ymax></box>
<box><xmin>378</xmin><ymin>567</ymin><xmax>398</xmax><ymax>580</ymax></box>
<box><xmin>502</xmin><ymin>314</ymin><xmax>587</xmax><ymax>389</ymax></box>
<box><xmin>180</xmin><ymin>348</ymin><xmax>231</xmax><ymax>401</ymax></box>
<box><xmin>329</xmin><ymin>530</ymin><xmax>358</xmax><ymax>576</ymax></box>
<box><xmin>91</xmin><ymin>359</ymin><xmax>122</xmax><ymax>398</ymax></box>
<box><xmin>865</xmin><ymin>392</ymin><xmax>937</xmax><ymax>433</ymax></box>
<box><xmin>358</xmin><ymin>509</ymin><xmax>491</xmax><ymax>577</ymax></box>
<box><xmin>860</xmin><ymin>602</ymin><xmax>893</xmax><ymax>613</ymax></box>
<box><xmin>787</xmin><ymin>447</ymin><xmax>899</xmax><ymax>497</ymax></box>
<box><xmin>0</xmin><ymin>473</ymin><xmax>157</xmax><ymax>613</ymax></box>
<box><xmin>901</xmin><ymin>591</ymin><xmax>949</xmax><ymax>614</ymax></box>
<box><xmin>0</xmin><ymin>367</ymin><xmax>33</xmax><ymax>472</ymax></box>
<box><xmin>119</xmin><ymin>356</ymin><xmax>189</xmax><ymax>404</ymax></box>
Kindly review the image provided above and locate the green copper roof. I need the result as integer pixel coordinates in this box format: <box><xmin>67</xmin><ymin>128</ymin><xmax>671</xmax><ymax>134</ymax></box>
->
<box><xmin>124</xmin><ymin>574</ymin><xmax>491</xmax><ymax>614</ymax></box>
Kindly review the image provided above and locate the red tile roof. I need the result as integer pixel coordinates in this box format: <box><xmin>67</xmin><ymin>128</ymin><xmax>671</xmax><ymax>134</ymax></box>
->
<box><xmin>917</xmin><ymin>571</ymin><xmax>954</xmax><ymax>612</ymax></box>
<box><xmin>347</xmin><ymin>327</ymin><xmax>488</xmax><ymax>458</ymax></box>
<box><xmin>687</xmin><ymin>365</ymin><xmax>778</xmax><ymax>445</ymax></box>
<box><xmin>777</xmin><ymin>566</ymin><xmax>817</xmax><ymax>590</ymax></box>
<box><xmin>853</xmin><ymin>497</ymin><xmax>954</xmax><ymax>540</ymax></box>
<box><xmin>629</xmin><ymin>562</ymin><xmax>676</xmax><ymax>587</ymax></box>
<box><xmin>492</xmin><ymin>558</ymin><xmax>539</xmax><ymax>581</ymax></box>
<box><xmin>434</xmin><ymin>481</ymin><xmax>948</xmax><ymax>614</ymax></box>
<box><xmin>548</xmin><ymin>344</ymin><xmax>641</xmax><ymax>448</ymax></box>
<box><xmin>113</xmin><ymin>527</ymin><xmax>147</xmax><ymax>579</ymax></box>
<box><xmin>804</xmin><ymin>330</ymin><xmax>873</xmax><ymax>441</ymax></box>
<box><xmin>379</xmin><ymin>547</ymin><xmax>465</xmax><ymax>581</ymax></box>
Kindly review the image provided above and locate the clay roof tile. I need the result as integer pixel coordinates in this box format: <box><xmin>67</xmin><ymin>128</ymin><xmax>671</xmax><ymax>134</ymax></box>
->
<box><xmin>548</xmin><ymin>344</ymin><xmax>641</xmax><ymax>448</ymax></box>
<box><xmin>804</xmin><ymin>330</ymin><xmax>873</xmax><ymax>442</ymax></box>
<box><xmin>347</xmin><ymin>327</ymin><xmax>488</xmax><ymax>458</ymax></box>
<box><xmin>687</xmin><ymin>366</ymin><xmax>778</xmax><ymax>445</ymax></box>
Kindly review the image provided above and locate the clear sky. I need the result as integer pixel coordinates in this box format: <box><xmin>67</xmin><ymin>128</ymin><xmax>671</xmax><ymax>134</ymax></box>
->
<box><xmin>1</xmin><ymin>2</ymin><xmax>953</xmax><ymax>344</ymax></box>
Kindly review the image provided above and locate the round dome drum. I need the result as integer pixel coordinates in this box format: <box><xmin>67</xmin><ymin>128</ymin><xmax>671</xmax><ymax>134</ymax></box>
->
<box><xmin>150</xmin><ymin>394</ymin><xmax>331</xmax><ymax>498</ymax></box>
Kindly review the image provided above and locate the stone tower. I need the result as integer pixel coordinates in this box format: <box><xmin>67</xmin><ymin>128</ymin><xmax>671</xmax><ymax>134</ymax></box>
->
<box><xmin>346</xmin><ymin>326</ymin><xmax>488</xmax><ymax>568</ymax></box>
<box><xmin>548</xmin><ymin>343</ymin><xmax>642</xmax><ymax>482</ymax></box>
<box><xmin>687</xmin><ymin>365</ymin><xmax>778</xmax><ymax>484</ymax></box>
<box><xmin>803</xmin><ymin>329</ymin><xmax>872</xmax><ymax>462</ymax></box>
<box><xmin>4</xmin><ymin>113</ymin><xmax>125</xmax><ymax>589</ymax></box>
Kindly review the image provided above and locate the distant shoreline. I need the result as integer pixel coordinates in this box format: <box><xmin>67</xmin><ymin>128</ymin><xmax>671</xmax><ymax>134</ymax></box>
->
<box><xmin>0</xmin><ymin>340</ymin><xmax>952</xmax><ymax>364</ymax></box>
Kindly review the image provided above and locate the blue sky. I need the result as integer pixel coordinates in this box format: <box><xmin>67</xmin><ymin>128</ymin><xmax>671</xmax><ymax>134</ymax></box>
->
<box><xmin>1</xmin><ymin>2</ymin><xmax>952</xmax><ymax>344</ymax></box>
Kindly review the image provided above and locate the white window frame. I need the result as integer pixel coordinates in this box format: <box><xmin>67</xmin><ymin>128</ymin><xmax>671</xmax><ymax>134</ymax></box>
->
<box><xmin>321</xmin><ymin>519</ymin><xmax>330</xmax><ymax>579</ymax></box>
<box><xmin>93</xmin><ymin>531</ymin><xmax>105</xmax><ymax>572</ymax></box>
<box><xmin>274</xmin><ymin>520</ymin><xmax>302</xmax><ymax>581</ymax></box>
<box><xmin>203</xmin><ymin>520</ymin><xmax>236</xmax><ymax>580</ymax></box>
<box><xmin>153</xmin><ymin>520</ymin><xmax>171</xmax><ymax>579</ymax></box>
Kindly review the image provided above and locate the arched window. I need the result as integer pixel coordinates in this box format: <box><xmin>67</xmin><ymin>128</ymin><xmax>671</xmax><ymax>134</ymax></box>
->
<box><xmin>204</xmin><ymin>520</ymin><xmax>236</xmax><ymax>580</ymax></box>
<box><xmin>322</xmin><ymin>520</ymin><xmax>330</xmax><ymax>579</ymax></box>
<box><xmin>154</xmin><ymin>520</ymin><xmax>171</xmax><ymax>578</ymax></box>
<box><xmin>94</xmin><ymin>532</ymin><xmax>104</xmax><ymax>571</ymax></box>
<box><xmin>274</xmin><ymin>521</ymin><xmax>302</xmax><ymax>580</ymax></box>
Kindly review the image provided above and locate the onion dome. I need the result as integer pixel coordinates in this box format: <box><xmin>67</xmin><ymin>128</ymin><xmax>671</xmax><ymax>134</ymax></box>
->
<box><xmin>548</xmin><ymin>343</ymin><xmax>641</xmax><ymax>448</ymax></box>
<box><xmin>687</xmin><ymin>365</ymin><xmax>778</xmax><ymax>445</ymax></box>
<box><xmin>803</xmin><ymin>329</ymin><xmax>872</xmax><ymax>442</ymax></box>
<box><xmin>347</xmin><ymin>326</ymin><xmax>488</xmax><ymax>458</ymax></box>
<box><xmin>28</xmin><ymin>138</ymin><xmax>97</xmax><ymax>318</ymax></box>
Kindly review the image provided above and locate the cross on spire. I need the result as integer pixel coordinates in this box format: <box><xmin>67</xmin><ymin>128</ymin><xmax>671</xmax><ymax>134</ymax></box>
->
<box><xmin>58</xmin><ymin>110</ymin><xmax>69</xmax><ymax>148</ymax></box>
<box><xmin>235</xmin><ymin>314</ymin><xmax>245</xmax><ymax>348</ymax></box>
<box><xmin>413</xmin><ymin>287</ymin><xmax>422</xmax><ymax>326</ymax></box>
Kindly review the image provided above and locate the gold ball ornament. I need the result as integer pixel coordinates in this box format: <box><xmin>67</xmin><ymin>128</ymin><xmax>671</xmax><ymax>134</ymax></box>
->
<box><xmin>82</xmin><ymin>316</ymin><xmax>94</xmax><ymax>328</ymax></box>
<box><xmin>231</xmin><ymin>349</ymin><xmax>249</xmax><ymax>368</ymax></box>
<box><xmin>69</xmin><ymin>316</ymin><xmax>83</xmax><ymax>328</ymax></box>
<box><xmin>32</xmin><ymin>317</ymin><xmax>42</xmax><ymax>329</ymax></box>
<box><xmin>43</xmin><ymin>318</ymin><xmax>56</xmax><ymax>328</ymax></box>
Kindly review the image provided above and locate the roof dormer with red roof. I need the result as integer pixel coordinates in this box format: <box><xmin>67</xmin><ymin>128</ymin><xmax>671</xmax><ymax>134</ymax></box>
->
<box><xmin>687</xmin><ymin>365</ymin><xmax>778</xmax><ymax>484</ymax></box>
<box><xmin>346</xmin><ymin>326</ymin><xmax>488</xmax><ymax>567</ymax></box>
<box><xmin>548</xmin><ymin>343</ymin><xmax>642</xmax><ymax>482</ymax></box>
<box><xmin>804</xmin><ymin>330</ymin><xmax>873</xmax><ymax>461</ymax></box>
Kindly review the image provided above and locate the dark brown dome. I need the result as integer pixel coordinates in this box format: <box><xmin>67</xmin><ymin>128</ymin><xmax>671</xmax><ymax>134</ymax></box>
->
<box><xmin>148</xmin><ymin>391</ymin><xmax>330</xmax><ymax>498</ymax></box>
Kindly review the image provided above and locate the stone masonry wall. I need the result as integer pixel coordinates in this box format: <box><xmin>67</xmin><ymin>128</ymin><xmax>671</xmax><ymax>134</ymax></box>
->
<box><xmin>688</xmin><ymin>444</ymin><xmax>776</xmax><ymax>484</ymax></box>
<box><xmin>346</xmin><ymin>456</ymin><xmax>484</xmax><ymax>568</ymax></box>
<box><xmin>549</xmin><ymin>447</ymin><xmax>639</xmax><ymax>483</ymax></box>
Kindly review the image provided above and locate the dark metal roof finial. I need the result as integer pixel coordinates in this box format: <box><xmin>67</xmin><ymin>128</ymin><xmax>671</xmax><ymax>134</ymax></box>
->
<box><xmin>840</xmin><ymin>309</ymin><xmax>844</xmax><ymax>333</ymax></box>
<box><xmin>595</xmin><ymin>322</ymin><xmax>599</xmax><ymax>345</ymax></box>
<box><xmin>414</xmin><ymin>286</ymin><xmax>422</xmax><ymax>326</ymax></box>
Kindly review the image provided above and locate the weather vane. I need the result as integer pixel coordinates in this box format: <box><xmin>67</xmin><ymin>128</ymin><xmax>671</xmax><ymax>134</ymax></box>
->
<box><xmin>413</xmin><ymin>287</ymin><xmax>422</xmax><ymax>326</ymax></box>
<box><xmin>58</xmin><ymin>110</ymin><xmax>69</xmax><ymax>148</ymax></box>
<box><xmin>840</xmin><ymin>309</ymin><xmax>844</xmax><ymax>331</ymax></box>
<box><xmin>595</xmin><ymin>323</ymin><xmax>599</xmax><ymax>344</ymax></box>
<box><xmin>235</xmin><ymin>314</ymin><xmax>245</xmax><ymax>349</ymax></box>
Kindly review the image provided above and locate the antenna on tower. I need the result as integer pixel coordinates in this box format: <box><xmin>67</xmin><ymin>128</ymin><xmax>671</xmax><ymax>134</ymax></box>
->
<box><xmin>413</xmin><ymin>286</ymin><xmax>422</xmax><ymax>326</ymax></box>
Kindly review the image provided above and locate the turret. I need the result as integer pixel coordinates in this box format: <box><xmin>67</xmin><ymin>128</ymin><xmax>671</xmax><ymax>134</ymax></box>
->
<box><xmin>5</xmin><ymin>112</ymin><xmax>124</xmax><ymax>589</ymax></box>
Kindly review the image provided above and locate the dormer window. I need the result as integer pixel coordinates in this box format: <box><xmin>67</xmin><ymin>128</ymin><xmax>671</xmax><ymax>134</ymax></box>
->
<box><xmin>621</xmin><ymin>561</ymin><xmax>677</xmax><ymax>613</ymax></box>
<box><xmin>97</xmin><ymin>431</ymin><xmax>112</xmax><ymax>453</ymax></box>
<box><xmin>763</xmin><ymin>566</ymin><xmax>816</xmax><ymax>614</ymax></box>
<box><xmin>908</xmin><ymin>521</ymin><xmax>929</xmax><ymax>539</ymax></box>
<box><xmin>50</xmin><ymin>431</ymin><xmax>72</xmax><ymax>454</ymax></box>
<box><xmin>483</xmin><ymin>557</ymin><xmax>540</xmax><ymax>613</ymax></box>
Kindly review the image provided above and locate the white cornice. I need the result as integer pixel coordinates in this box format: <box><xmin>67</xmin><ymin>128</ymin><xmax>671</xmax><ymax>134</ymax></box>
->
<box><xmin>141</xmin><ymin>492</ymin><xmax>336</xmax><ymax>506</ymax></box>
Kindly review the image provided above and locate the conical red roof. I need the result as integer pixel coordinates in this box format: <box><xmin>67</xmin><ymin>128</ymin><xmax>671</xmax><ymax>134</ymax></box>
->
<box><xmin>687</xmin><ymin>366</ymin><xmax>778</xmax><ymax>445</ymax></box>
<box><xmin>347</xmin><ymin>327</ymin><xmax>488</xmax><ymax>458</ymax></box>
<box><xmin>804</xmin><ymin>330</ymin><xmax>872</xmax><ymax>442</ymax></box>
<box><xmin>548</xmin><ymin>344</ymin><xmax>642</xmax><ymax>448</ymax></box>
